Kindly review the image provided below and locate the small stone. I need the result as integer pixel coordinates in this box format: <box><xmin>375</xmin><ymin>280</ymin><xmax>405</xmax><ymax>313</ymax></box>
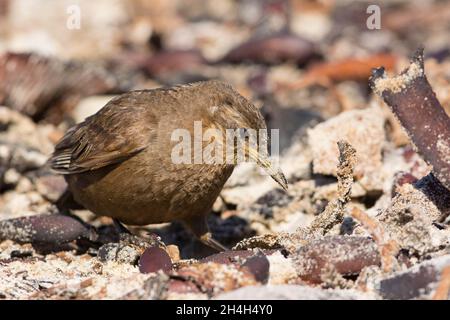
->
<box><xmin>292</xmin><ymin>236</ymin><xmax>381</xmax><ymax>283</ymax></box>
<box><xmin>35</xmin><ymin>175</ymin><xmax>67</xmax><ymax>202</ymax></box>
<box><xmin>378</xmin><ymin>177</ymin><xmax>450</xmax><ymax>255</ymax></box>
<box><xmin>0</xmin><ymin>214</ymin><xmax>92</xmax><ymax>245</ymax></box>
<box><xmin>378</xmin><ymin>255</ymin><xmax>450</xmax><ymax>300</ymax></box>
<box><xmin>308</xmin><ymin>108</ymin><xmax>385</xmax><ymax>191</ymax></box>
<box><xmin>242</xmin><ymin>252</ymin><xmax>270</xmax><ymax>283</ymax></box>
<box><xmin>139</xmin><ymin>246</ymin><xmax>173</xmax><ymax>274</ymax></box>
<box><xmin>215</xmin><ymin>284</ymin><xmax>375</xmax><ymax>300</ymax></box>
<box><xmin>98</xmin><ymin>243</ymin><xmax>142</xmax><ymax>265</ymax></box>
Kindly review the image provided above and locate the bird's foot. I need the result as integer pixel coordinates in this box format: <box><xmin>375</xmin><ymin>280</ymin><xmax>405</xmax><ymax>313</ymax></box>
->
<box><xmin>200</xmin><ymin>232</ymin><xmax>229</xmax><ymax>252</ymax></box>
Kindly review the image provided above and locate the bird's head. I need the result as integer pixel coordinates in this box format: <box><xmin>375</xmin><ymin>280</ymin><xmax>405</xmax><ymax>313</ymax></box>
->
<box><xmin>203</xmin><ymin>80</ymin><xmax>288</xmax><ymax>191</ymax></box>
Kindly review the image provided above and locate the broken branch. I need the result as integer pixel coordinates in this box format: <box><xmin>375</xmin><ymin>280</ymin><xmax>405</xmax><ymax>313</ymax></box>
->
<box><xmin>369</xmin><ymin>48</ymin><xmax>450</xmax><ymax>190</ymax></box>
<box><xmin>308</xmin><ymin>140</ymin><xmax>356</xmax><ymax>235</ymax></box>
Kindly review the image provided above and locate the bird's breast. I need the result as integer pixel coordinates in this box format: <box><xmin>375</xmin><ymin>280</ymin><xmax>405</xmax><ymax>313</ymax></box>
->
<box><xmin>66</xmin><ymin>147</ymin><xmax>234</xmax><ymax>225</ymax></box>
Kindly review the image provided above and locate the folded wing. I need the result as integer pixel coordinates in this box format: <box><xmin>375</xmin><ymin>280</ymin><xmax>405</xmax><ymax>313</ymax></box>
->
<box><xmin>49</xmin><ymin>95</ymin><xmax>153</xmax><ymax>174</ymax></box>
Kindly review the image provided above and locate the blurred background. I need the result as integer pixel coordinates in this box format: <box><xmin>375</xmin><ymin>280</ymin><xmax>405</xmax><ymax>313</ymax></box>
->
<box><xmin>0</xmin><ymin>0</ymin><xmax>449</xmax><ymax>256</ymax></box>
<box><xmin>0</xmin><ymin>0</ymin><xmax>449</xmax><ymax>127</ymax></box>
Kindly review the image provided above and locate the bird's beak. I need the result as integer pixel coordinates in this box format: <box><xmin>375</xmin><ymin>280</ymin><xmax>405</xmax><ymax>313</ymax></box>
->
<box><xmin>247</xmin><ymin>147</ymin><xmax>288</xmax><ymax>191</ymax></box>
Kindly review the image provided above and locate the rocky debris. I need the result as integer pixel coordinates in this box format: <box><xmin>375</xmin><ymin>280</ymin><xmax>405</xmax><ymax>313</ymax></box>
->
<box><xmin>144</xmin><ymin>49</ymin><xmax>207</xmax><ymax>78</ymax></box>
<box><xmin>0</xmin><ymin>214</ymin><xmax>93</xmax><ymax>246</ymax></box>
<box><xmin>432</xmin><ymin>265</ymin><xmax>450</xmax><ymax>300</ymax></box>
<box><xmin>377</xmin><ymin>176</ymin><xmax>450</xmax><ymax>255</ymax></box>
<box><xmin>0</xmin><ymin>52</ymin><xmax>117</xmax><ymax>123</ymax></box>
<box><xmin>98</xmin><ymin>243</ymin><xmax>143</xmax><ymax>265</ymax></box>
<box><xmin>0</xmin><ymin>189</ymin><xmax>51</xmax><ymax>220</ymax></box>
<box><xmin>0</xmin><ymin>106</ymin><xmax>56</xmax><ymax>155</ymax></box>
<box><xmin>350</xmin><ymin>207</ymin><xmax>399</xmax><ymax>273</ymax></box>
<box><xmin>261</xmin><ymin>103</ymin><xmax>321</xmax><ymax>153</ymax></box>
<box><xmin>266</xmin><ymin>251</ymin><xmax>297</xmax><ymax>285</ymax></box>
<box><xmin>0</xmin><ymin>249</ymin><xmax>151</xmax><ymax>299</ymax></box>
<box><xmin>292</xmin><ymin>236</ymin><xmax>380</xmax><ymax>284</ymax></box>
<box><xmin>0</xmin><ymin>1</ymin><xmax>449</xmax><ymax>301</ymax></box>
<box><xmin>199</xmin><ymin>249</ymin><xmax>271</xmax><ymax>284</ymax></box>
<box><xmin>120</xmin><ymin>273</ymin><xmax>170</xmax><ymax>300</ymax></box>
<box><xmin>241</xmin><ymin>252</ymin><xmax>270</xmax><ymax>283</ymax></box>
<box><xmin>169</xmin><ymin>262</ymin><xmax>258</xmax><ymax>297</ymax></box>
<box><xmin>221</xmin><ymin>162</ymin><xmax>287</xmax><ymax>206</ymax></box>
<box><xmin>308</xmin><ymin>108</ymin><xmax>386</xmax><ymax>191</ymax></box>
<box><xmin>216</xmin><ymin>284</ymin><xmax>376</xmax><ymax>300</ymax></box>
<box><xmin>0</xmin><ymin>107</ymin><xmax>64</xmax><ymax>212</ymax></box>
<box><xmin>98</xmin><ymin>233</ymin><xmax>166</xmax><ymax>265</ymax></box>
<box><xmin>4</xmin><ymin>0</ymin><xmax>146</xmax><ymax>59</ymax></box>
<box><xmin>200</xmin><ymin>249</ymin><xmax>264</xmax><ymax>264</ymax></box>
<box><xmin>0</xmin><ymin>143</ymin><xmax>48</xmax><ymax>194</ymax></box>
<box><xmin>233</xmin><ymin>234</ymin><xmax>286</xmax><ymax>251</ymax></box>
<box><xmin>378</xmin><ymin>255</ymin><xmax>450</xmax><ymax>300</ymax></box>
<box><xmin>34</xmin><ymin>174</ymin><xmax>67</xmax><ymax>203</ymax></box>
<box><xmin>391</xmin><ymin>171</ymin><xmax>418</xmax><ymax>197</ymax></box>
<box><xmin>221</xmin><ymin>33</ymin><xmax>316</xmax><ymax>65</ymax></box>
<box><xmin>139</xmin><ymin>246</ymin><xmax>173</xmax><ymax>274</ymax></box>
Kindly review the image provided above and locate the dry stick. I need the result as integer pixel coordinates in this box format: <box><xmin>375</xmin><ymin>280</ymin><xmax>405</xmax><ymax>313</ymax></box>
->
<box><xmin>369</xmin><ymin>48</ymin><xmax>450</xmax><ymax>190</ymax></box>
<box><xmin>308</xmin><ymin>140</ymin><xmax>356</xmax><ymax>235</ymax></box>
<box><xmin>432</xmin><ymin>266</ymin><xmax>450</xmax><ymax>300</ymax></box>
<box><xmin>351</xmin><ymin>207</ymin><xmax>399</xmax><ymax>273</ymax></box>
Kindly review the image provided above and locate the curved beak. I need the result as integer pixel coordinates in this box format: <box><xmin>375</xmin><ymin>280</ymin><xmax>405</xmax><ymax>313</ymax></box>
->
<box><xmin>248</xmin><ymin>147</ymin><xmax>288</xmax><ymax>191</ymax></box>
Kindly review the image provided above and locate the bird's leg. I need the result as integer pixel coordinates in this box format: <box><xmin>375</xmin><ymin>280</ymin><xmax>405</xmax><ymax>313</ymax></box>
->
<box><xmin>113</xmin><ymin>218</ymin><xmax>132</xmax><ymax>234</ymax></box>
<box><xmin>55</xmin><ymin>190</ymin><xmax>87</xmax><ymax>223</ymax></box>
<box><xmin>200</xmin><ymin>232</ymin><xmax>229</xmax><ymax>252</ymax></box>
<box><xmin>56</xmin><ymin>189</ymin><xmax>85</xmax><ymax>211</ymax></box>
<box><xmin>183</xmin><ymin>215</ymin><xmax>229</xmax><ymax>252</ymax></box>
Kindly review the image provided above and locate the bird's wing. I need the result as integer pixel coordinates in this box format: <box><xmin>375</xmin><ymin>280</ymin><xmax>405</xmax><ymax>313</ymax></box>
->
<box><xmin>49</xmin><ymin>94</ymin><xmax>154</xmax><ymax>174</ymax></box>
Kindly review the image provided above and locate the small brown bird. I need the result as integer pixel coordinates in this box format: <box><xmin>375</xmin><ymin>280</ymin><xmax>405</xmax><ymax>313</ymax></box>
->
<box><xmin>50</xmin><ymin>80</ymin><xmax>287</xmax><ymax>251</ymax></box>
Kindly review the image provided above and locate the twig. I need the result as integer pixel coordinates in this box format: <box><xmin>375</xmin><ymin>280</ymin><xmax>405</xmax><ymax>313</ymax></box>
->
<box><xmin>351</xmin><ymin>207</ymin><xmax>399</xmax><ymax>273</ymax></box>
<box><xmin>308</xmin><ymin>140</ymin><xmax>356</xmax><ymax>235</ymax></box>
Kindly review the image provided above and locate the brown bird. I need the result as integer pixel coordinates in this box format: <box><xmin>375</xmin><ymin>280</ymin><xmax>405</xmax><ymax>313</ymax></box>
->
<box><xmin>49</xmin><ymin>80</ymin><xmax>287</xmax><ymax>251</ymax></box>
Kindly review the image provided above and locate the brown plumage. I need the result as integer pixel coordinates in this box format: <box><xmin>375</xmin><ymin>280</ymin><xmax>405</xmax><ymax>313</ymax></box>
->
<box><xmin>49</xmin><ymin>80</ymin><xmax>287</xmax><ymax>251</ymax></box>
